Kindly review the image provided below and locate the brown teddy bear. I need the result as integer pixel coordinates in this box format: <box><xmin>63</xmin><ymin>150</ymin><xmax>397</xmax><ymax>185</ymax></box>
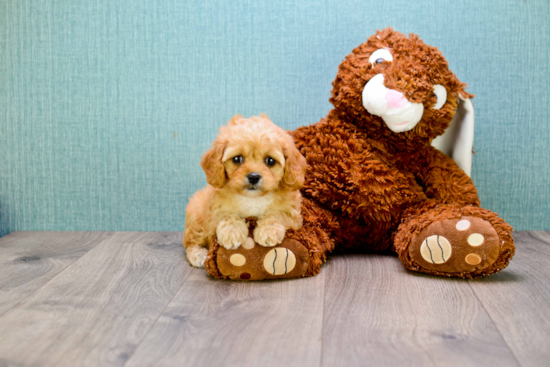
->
<box><xmin>205</xmin><ymin>28</ymin><xmax>515</xmax><ymax>280</ymax></box>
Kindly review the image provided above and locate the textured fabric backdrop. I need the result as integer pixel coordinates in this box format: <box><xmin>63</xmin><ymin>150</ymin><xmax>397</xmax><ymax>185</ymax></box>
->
<box><xmin>1</xmin><ymin>0</ymin><xmax>549</xmax><ymax>236</ymax></box>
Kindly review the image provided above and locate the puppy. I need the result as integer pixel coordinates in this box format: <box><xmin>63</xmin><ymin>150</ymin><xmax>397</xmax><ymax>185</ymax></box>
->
<box><xmin>183</xmin><ymin>114</ymin><xmax>307</xmax><ymax>267</ymax></box>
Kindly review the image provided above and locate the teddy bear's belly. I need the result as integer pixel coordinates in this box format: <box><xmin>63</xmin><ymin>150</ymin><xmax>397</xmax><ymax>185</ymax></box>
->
<box><xmin>327</xmin><ymin>162</ymin><xmax>428</xmax><ymax>252</ymax></box>
<box><xmin>340</xmin><ymin>172</ymin><xmax>427</xmax><ymax>251</ymax></box>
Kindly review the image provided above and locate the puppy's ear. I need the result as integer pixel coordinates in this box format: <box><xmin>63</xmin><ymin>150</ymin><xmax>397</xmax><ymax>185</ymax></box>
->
<box><xmin>281</xmin><ymin>139</ymin><xmax>307</xmax><ymax>191</ymax></box>
<box><xmin>200</xmin><ymin>140</ymin><xmax>227</xmax><ymax>188</ymax></box>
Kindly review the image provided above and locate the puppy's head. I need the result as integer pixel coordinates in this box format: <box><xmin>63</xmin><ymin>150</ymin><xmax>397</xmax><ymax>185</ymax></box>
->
<box><xmin>201</xmin><ymin>114</ymin><xmax>307</xmax><ymax>197</ymax></box>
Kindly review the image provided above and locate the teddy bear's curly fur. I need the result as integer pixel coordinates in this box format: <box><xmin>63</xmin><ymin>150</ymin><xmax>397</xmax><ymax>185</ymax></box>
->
<box><xmin>282</xmin><ymin>28</ymin><xmax>515</xmax><ymax>278</ymax></box>
<box><xmin>205</xmin><ymin>28</ymin><xmax>515</xmax><ymax>279</ymax></box>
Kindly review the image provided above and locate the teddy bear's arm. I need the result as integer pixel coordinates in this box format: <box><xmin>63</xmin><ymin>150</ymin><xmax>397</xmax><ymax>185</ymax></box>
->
<box><xmin>415</xmin><ymin>147</ymin><xmax>480</xmax><ymax>206</ymax></box>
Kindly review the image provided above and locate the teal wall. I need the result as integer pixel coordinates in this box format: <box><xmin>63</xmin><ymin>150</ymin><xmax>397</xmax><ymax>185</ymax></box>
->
<box><xmin>1</xmin><ymin>0</ymin><xmax>549</xmax><ymax>236</ymax></box>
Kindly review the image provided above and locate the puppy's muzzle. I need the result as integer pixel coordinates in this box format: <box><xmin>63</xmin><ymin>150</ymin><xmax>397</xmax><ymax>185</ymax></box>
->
<box><xmin>247</xmin><ymin>173</ymin><xmax>261</xmax><ymax>185</ymax></box>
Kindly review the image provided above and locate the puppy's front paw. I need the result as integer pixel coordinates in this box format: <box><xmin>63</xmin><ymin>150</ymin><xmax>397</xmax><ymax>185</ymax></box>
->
<box><xmin>254</xmin><ymin>223</ymin><xmax>286</xmax><ymax>247</ymax></box>
<box><xmin>217</xmin><ymin>220</ymin><xmax>248</xmax><ymax>250</ymax></box>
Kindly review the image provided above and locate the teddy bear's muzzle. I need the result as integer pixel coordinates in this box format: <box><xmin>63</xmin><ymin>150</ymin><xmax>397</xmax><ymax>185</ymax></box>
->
<box><xmin>362</xmin><ymin>73</ymin><xmax>425</xmax><ymax>133</ymax></box>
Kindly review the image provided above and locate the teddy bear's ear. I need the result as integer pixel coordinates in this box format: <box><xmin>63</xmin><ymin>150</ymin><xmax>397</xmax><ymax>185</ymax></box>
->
<box><xmin>431</xmin><ymin>96</ymin><xmax>475</xmax><ymax>176</ymax></box>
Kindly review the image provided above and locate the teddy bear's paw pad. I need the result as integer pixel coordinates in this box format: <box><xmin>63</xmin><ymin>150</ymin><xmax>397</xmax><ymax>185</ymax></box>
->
<box><xmin>264</xmin><ymin>248</ymin><xmax>297</xmax><ymax>276</ymax></box>
<box><xmin>216</xmin><ymin>237</ymin><xmax>309</xmax><ymax>280</ymax></box>
<box><xmin>409</xmin><ymin>216</ymin><xmax>500</xmax><ymax>274</ymax></box>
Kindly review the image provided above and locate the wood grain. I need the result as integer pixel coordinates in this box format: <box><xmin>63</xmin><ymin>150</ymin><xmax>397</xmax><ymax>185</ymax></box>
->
<box><xmin>321</xmin><ymin>254</ymin><xmax>519</xmax><ymax>367</ymax></box>
<box><xmin>0</xmin><ymin>231</ymin><xmax>548</xmax><ymax>367</ymax></box>
<box><xmin>124</xmin><ymin>269</ymin><xmax>325</xmax><ymax>367</ymax></box>
<box><xmin>0</xmin><ymin>231</ymin><xmax>110</xmax><ymax>316</ymax></box>
<box><xmin>468</xmin><ymin>231</ymin><xmax>550</xmax><ymax>367</ymax></box>
<box><xmin>0</xmin><ymin>232</ymin><xmax>189</xmax><ymax>367</ymax></box>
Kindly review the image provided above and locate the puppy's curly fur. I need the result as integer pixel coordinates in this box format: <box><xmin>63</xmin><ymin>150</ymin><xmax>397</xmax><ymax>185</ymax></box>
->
<box><xmin>183</xmin><ymin>114</ymin><xmax>307</xmax><ymax>267</ymax></box>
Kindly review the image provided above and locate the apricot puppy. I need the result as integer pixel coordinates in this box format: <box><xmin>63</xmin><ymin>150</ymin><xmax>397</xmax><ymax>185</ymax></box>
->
<box><xmin>183</xmin><ymin>114</ymin><xmax>307</xmax><ymax>267</ymax></box>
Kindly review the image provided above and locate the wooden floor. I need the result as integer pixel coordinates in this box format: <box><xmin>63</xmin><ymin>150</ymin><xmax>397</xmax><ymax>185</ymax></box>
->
<box><xmin>0</xmin><ymin>231</ymin><xmax>548</xmax><ymax>367</ymax></box>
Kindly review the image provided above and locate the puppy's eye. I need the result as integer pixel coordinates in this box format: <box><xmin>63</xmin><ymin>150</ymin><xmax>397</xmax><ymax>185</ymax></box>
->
<box><xmin>265</xmin><ymin>157</ymin><xmax>276</xmax><ymax>167</ymax></box>
<box><xmin>375</xmin><ymin>58</ymin><xmax>384</xmax><ymax>64</ymax></box>
<box><xmin>232</xmin><ymin>156</ymin><xmax>243</xmax><ymax>164</ymax></box>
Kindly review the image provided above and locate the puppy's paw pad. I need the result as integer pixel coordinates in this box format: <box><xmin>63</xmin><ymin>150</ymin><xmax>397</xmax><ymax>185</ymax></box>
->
<box><xmin>254</xmin><ymin>224</ymin><xmax>286</xmax><ymax>247</ymax></box>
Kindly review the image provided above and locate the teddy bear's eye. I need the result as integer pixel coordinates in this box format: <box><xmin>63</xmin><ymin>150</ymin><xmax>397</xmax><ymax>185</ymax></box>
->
<box><xmin>369</xmin><ymin>49</ymin><xmax>393</xmax><ymax>66</ymax></box>
<box><xmin>265</xmin><ymin>157</ymin><xmax>276</xmax><ymax>166</ymax></box>
<box><xmin>232</xmin><ymin>156</ymin><xmax>243</xmax><ymax>164</ymax></box>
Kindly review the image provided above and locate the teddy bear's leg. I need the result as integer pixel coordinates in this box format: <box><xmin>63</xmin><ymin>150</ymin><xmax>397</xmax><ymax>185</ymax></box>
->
<box><xmin>393</xmin><ymin>203</ymin><xmax>515</xmax><ymax>278</ymax></box>
<box><xmin>205</xmin><ymin>232</ymin><xmax>312</xmax><ymax>280</ymax></box>
<box><xmin>204</xmin><ymin>198</ymin><xmax>338</xmax><ymax>280</ymax></box>
<box><xmin>285</xmin><ymin>197</ymin><xmax>340</xmax><ymax>276</ymax></box>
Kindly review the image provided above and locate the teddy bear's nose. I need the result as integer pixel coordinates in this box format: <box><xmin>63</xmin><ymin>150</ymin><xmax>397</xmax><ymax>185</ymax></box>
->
<box><xmin>385</xmin><ymin>89</ymin><xmax>407</xmax><ymax>109</ymax></box>
<box><xmin>247</xmin><ymin>173</ymin><xmax>261</xmax><ymax>184</ymax></box>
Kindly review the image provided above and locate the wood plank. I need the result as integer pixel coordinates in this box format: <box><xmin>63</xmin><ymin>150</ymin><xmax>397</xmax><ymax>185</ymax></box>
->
<box><xmin>469</xmin><ymin>231</ymin><xmax>550</xmax><ymax>367</ymax></box>
<box><xmin>0</xmin><ymin>231</ymin><xmax>110</xmax><ymax>316</ymax></box>
<box><xmin>321</xmin><ymin>254</ymin><xmax>519</xmax><ymax>367</ymax></box>
<box><xmin>0</xmin><ymin>231</ymin><xmax>35</xmax><ymax>246</ymax></box>
<box><xmin>0</xmin><ymin>232</ymin><xmax>189</xmax><ymax>367</ymax></box>
<box><xmin>125</xmin><ymin>268</ymin><xmax>326</xmax><ymax>367</ymax></box>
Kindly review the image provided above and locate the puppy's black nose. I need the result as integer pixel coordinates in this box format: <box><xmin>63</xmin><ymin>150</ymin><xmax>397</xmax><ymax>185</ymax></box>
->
<box><xmin>247</xmin><ymin>173</ymin><xmax>261</xmax><ymax>185</ymax></box>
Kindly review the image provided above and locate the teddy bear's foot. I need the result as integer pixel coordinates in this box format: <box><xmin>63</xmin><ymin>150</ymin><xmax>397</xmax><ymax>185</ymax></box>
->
<box><xmin>205</xmin><ymin>236</ymin><xmax>310</xmax><ymax>281</ymax></box>
<box><xmin>408</xmin><ymin>216</ymin><xmax>502</xmax><ymax>274</ymax></box>
<box><xmin>395</xmin><ymin>205</ymin><xmax>515</xmax><ymax>278</ymax></box>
